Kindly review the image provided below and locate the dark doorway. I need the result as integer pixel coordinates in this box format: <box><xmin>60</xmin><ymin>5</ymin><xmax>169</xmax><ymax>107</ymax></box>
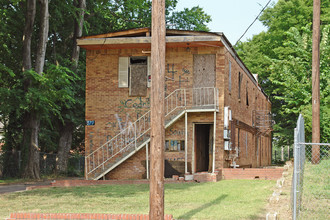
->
<box><xmin>195</xmin><ymin>124</ymin><xmax>213</xmax><ymax>172</ymax></box>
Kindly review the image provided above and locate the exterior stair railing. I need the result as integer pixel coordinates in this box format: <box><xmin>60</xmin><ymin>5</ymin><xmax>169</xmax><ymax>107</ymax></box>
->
<box><xmin>85</xmin><ymin>87</ymin><xmax>219</xmax><ymax>180</ymax></box>
<box><xmin>252</xmin><ymin>110</ymin><xmax>274</xmax><ymax>136</ymax></box>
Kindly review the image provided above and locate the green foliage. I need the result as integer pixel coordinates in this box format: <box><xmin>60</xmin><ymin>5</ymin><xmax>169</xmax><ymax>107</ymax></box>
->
<box><xmin>300</xmin><ymin>160</ymin><xmax>330</xmax><ymax>219</ymax></box>
<box><xmin>85</xmin><ymin>0</ymin><xmax>211</xmax><ymax>34</ymax></box>
<box><xmin>169</xmin><ymin>6</ymin><xmax>211</xmax><ymax>31</ymax></box>
<box><xmin>236</xmin><ymin>0</ymin><xmax>330</xmax><ymax>147</ymax></box>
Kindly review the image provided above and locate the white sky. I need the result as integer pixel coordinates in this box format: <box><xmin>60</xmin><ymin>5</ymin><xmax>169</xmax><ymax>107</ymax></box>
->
<box><xmin>176</xmin><ymin>0</ymin><xmax>278</xmax><ymax>44</ymax></box>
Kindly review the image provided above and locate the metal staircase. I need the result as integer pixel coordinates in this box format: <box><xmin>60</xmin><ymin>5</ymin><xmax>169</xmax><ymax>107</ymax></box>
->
<box><xmin>252</xmin><ymin>110</ymin><xmax>274</xmax><ymax>135</ymax></box>
<box><xmin>85</xmin><ymin>87</ymin><xmax>219</xmax><ymax>180</ymax></box>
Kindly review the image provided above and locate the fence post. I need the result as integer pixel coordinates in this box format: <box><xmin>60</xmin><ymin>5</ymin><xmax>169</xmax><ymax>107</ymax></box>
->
<box><xmin>293</xmin><ymin>128</ymin><xmax>298</xmax><ymax>220</ymax></box>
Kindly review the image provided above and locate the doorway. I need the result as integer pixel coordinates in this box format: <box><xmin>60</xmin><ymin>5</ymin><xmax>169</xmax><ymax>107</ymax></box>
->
<box><xmin>195</xmin><ymin>124</ymin><xmax>213</xmax><ymax>172</ymax></box>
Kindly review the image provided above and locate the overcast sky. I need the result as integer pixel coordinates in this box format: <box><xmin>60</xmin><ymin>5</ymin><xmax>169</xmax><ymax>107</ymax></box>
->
<box><xmin>176</xmin><ymin>0</ymin><xmax>278</xmax><ymax>44</ymax></box>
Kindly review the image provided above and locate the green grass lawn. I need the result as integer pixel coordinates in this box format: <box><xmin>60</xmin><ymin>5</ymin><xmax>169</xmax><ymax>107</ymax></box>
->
<box><xmin>0</xmin><ymin>180</ymin><xmax>275</xmax><ymax>220</ymax></box>
<box><xmin>300</xmin><ymin>159</ymin><xmax>330</xmax><ymax>220</ymax></box>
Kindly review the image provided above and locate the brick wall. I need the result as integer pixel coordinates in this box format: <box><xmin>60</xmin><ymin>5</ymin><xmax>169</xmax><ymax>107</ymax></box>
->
<box><xmin>221</xmin><ymin>48</ymin><xmax>272</xmax><ymax>168</ymax></box>
<box><xmin>222</xmin><ymin>168</ymin><xmax>284</xmax><ymax>180</ymax></box>
<box><xmin>105</xmin><ymin>145</ymin><xmax>148</xmax><ymax>180</ymax></box>
<box><xmin>84</xmin><ymin>43</ymin><xmax>272</xmax><ymax>180</ymax></box>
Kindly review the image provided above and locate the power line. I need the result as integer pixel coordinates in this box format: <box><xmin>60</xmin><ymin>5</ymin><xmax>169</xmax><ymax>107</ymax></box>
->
<box><xmin>234</xmin><ymin>0</ymin><xmax>272</xmax><ymax>46</ymax></box>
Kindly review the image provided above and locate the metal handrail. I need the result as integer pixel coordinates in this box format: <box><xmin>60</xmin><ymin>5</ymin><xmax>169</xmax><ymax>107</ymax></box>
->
<box><xmin>86</xmin><ymin>87</ymin><xmax>219</xmax><ymax>178</ymax></box>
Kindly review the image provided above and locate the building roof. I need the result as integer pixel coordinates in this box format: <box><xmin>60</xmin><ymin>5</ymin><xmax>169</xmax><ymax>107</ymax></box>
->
<box><xmin>78</xmin><ymin>28</ymin><xmax>270</xmax><ymax>103</ymax></box>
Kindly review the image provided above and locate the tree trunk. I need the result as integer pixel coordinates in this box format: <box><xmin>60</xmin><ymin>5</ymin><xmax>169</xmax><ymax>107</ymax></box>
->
<box><xmin>23</xmin><ymin>111</ymin><xmax>41</xmax><ymax>179</ymax></box>
<box><xmin>22</xmin><ymin>0</ymin><xmax>36</xmax><ymax>72</ymax></box>
<box><xmin>35</xmin><ymin>0</ymin><xmax>49</xmax><ymax>75</ymax></box>
<box><xmin>56</xmin><ymin>122</ymin><xmax>74</xmax><ymax>173</ymax></box>
<box><xmin>22</xmin><ymin>0</ymin><xmax>49</xmax><ymax>179</ymax></box>
<box><xmin>56</xmin><ymin>0</ymin><xmax>85</xmax><ymax>174</ymax></box>
<box><xmin>72</xmin><ymin>0</ymin><xmax>86</xmax><ymax>68</ymax></box>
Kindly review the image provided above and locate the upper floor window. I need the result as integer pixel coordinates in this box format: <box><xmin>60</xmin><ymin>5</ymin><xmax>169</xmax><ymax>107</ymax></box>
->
<box><xmin>118</xmin><ymin>56</ymin><xmax>151</xmax><ymax>96</ymax></box>
<box><xmin>228</xmin><ymin>60</ymin><xmax>232</xmax><ymax>92</ymax></box>
<box><xmin>238</xmin><ymin>72</ymin><xmax>243</xmax><ymax>100</ymax></box>
<box><xmin>246</xmin><ymin>81</ymin><xmax>249</xmax><ymax>106</ymax></box>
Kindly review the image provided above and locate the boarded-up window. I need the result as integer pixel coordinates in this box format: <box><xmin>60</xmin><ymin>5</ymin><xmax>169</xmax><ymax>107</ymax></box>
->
<box><xmin>118</xmin><ymin>57</ymin><xmax>129</xmax><ymax>87</ymax></box>
<box><xmin>193</xmin><ymin>54</ymin><xmax>216</xmax><ymax>88</ymax></box>
<box><xmin>129</xmin><ymin>57</ymin><xmax>147</xmax><ymax>97</ymax></box>
<box><xmin>228</xmin><ymin>60</ymin><xmax>232</xmax><ymax>92</ymax></box>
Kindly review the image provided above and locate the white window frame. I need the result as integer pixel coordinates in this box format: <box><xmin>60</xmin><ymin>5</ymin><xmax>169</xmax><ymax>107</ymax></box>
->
<box><xmin>118</xmin><ymin>57</ymin><xmax>129</xmax><ymax>88</ymax></box>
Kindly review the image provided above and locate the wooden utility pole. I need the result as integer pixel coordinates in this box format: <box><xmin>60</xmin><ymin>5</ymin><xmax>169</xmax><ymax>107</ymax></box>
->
<box><xmin>149</xmin><ymin>0</ymin><xmax>166</xmax><ymax>219</ymax></box>
<box><xmin>312</xmin><ymin>0</ymin><xmax>320</xmax><ymax>164</ymax></box>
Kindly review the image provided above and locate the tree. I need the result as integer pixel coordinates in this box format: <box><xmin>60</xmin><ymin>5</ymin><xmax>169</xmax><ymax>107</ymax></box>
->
<box><xmin>0</xmin><ymin>0</ymin><xmax>212</xmax><ymax>178</ymax></box>
<box><xmin>169</xmin><ymin>6</ymin><xmax>211</xmax><ymax>31</ymax></box>
<box><xmin>56</xmin><ymin>0</ymin><xmax>86</xmax><ymax>174</ymax></box>
<box><xmin>236</xmin><ymin>0</ymin><xmax>329</xmax><ymax>147</ymax></box>
<box><xmin>21</xmin><ymin>0</ymin><xmax>49</xmax><ymax>179</ymax></box>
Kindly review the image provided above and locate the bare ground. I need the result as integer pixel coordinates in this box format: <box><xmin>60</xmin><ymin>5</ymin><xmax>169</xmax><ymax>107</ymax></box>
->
<box><xmin>264</xmin><ymin>161</ymin><xmax>293</xmax><ymax>219</ymax></box>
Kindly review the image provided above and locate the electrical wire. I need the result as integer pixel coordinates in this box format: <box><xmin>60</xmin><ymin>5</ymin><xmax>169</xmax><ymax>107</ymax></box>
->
<box><xmin>234</xmin><ymin>0</ymin><xmax>272</xmax><ymax>46</ymax></box>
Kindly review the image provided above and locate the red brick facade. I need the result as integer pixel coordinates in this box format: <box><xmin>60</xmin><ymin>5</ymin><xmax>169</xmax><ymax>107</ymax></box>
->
<box><xmin>81</xmin><ymin>29</ymin><xmax>272</xmax><ymax>180</ymax></box>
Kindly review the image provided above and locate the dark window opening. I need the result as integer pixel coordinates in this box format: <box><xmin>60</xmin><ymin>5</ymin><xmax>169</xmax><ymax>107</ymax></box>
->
<box><xmin>130</xmin><ymin>56</ymin><xmax>147</xmax><ymax>65</ymax></box>
<box><xmin>238</xmin><ymin>72</ymin><xmax>243</xmax><ymax>100</ymax></box>
<box><xmin>246</xmin><ymin>81</ymin><xmax>249</xmax><ymax>106</ymax></box>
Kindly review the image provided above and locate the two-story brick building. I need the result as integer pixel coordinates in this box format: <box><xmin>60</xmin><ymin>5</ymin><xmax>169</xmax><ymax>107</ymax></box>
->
<box><xmin>78</xmin><ymin>28</ymin><xmax>273</xmax><ymax>180</ymax></box>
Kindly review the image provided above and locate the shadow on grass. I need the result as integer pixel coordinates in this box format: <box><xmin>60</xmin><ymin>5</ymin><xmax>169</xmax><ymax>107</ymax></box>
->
<box><xmin>177</xmin><ymin>194</ymin><xmax>228</xmax><ymax>219</ymax></box>
<box><xmin>10</xmin><ymin>182</ymin><xmax>202</xmax><ymax>200</ymax></box>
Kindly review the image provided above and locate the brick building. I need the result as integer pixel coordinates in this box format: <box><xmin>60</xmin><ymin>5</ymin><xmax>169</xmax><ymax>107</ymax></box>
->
<box><xmin>78</xmin><ymin>28</ymin><xmax>273</xmax><ymax>180</ymax></box>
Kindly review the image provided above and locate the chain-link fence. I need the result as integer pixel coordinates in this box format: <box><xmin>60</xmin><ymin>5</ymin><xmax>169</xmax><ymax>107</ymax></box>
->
<box><xmin>291</xmin><ymin>114</ymin><xmax>330</xmax><ymax>220</ymax></box>
<box><xmin>0</xmin><ymin>151</ymin><xmax>84</xmax><ymax>178</ymax></box>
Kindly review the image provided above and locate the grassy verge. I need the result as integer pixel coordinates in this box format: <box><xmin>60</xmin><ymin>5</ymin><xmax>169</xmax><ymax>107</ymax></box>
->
<box><xmin>0</xmin><ymin>179</ymin><xmax>274</xmax><ymax>220</ymax></box>
<box><xmin>0</xmin><ymin>178</ymin><xmax>30</xmax><ymax>185</ymax></box>
<box><xmin>300</xmin><ymin>159</ymin><xmax>329</xmax><ymax>219</ymax></box>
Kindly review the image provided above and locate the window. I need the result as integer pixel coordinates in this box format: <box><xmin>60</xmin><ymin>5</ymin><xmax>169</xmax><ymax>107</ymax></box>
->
<box><xmin>228</xmin><ymin>60</ymin><xmax>232</xmax><ymax>92</ymax></box>
<box><xmin>238</xmin><ymin>72</ymin><xmax>243</xmax><ymax>100</ymax></box>
<box><xmin>165</xmin><ymin>140</ymin><xmax>185</xmax><ymax>152</ymax></box>
<box><xmin>237</xmin><ymin>128</ymin><xmax>240</xmax><ymax>156</ymax></box>
<box><xmin>246</xmin><ymin>81</ymin><xmax>249</xmax><ymax>106</ymax></box>
<box><xmin>118</xmin><ymin>56</ymin><xmax>151</xmax><ymax>95</ymax></box>
<box><xmin>118</xmin><ymin>57</ymin><xmax>129</xmax><ymax>88</ymax></box>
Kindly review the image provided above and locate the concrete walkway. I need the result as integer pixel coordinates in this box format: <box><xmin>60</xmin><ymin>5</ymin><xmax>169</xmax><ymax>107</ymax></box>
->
<box><xmin>0</xmin><ymin>180</ymin><xmax>52</xmax><ymax>194</ymax></box>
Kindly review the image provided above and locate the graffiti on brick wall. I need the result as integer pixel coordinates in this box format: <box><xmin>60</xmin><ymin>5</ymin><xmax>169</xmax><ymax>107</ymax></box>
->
<box><xmin>106</xmin><ymin>113</ymin><xmax>134</xmax><ymax>133</ymax></box>
<box><xmin>165</xmin><ymin>64</ymin><xmax>191</xmax><ymax>94</ymax></box>
<box><xmin>168</xmin><ymin>128</ymin><xmax>185</xmax><ymax>137</ymax></box>
<box><xmin>115</xmin><ymin>113</ymin><xmax>133</xmax><ymax>132</ymax></box>
<box><xmin>118</xmin><ymin>97</ymin><xmax>150</xmax><ymax>111</ymax></box>
<box><xmin>118</xmin><ymin>96</ymin><xmax>150</xmax><ymax>119</ymax></box>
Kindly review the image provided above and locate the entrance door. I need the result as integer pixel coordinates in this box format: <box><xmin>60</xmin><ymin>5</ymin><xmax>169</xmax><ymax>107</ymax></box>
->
<box><xmin>193</xmin><ymin>54</ymin><xmax>216</xmax><ymax>88</ymax></box>
<box><xmin>195</xmin><ymin>124</ymin><xmax>213</xmax><ymax>172</ymax></box>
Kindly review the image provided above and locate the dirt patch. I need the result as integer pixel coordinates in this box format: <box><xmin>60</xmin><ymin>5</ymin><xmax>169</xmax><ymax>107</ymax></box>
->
<box><xmin>264</xmin><ymin>161</ymin><xmax>293</xmax><ymax>219</ymax></box>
